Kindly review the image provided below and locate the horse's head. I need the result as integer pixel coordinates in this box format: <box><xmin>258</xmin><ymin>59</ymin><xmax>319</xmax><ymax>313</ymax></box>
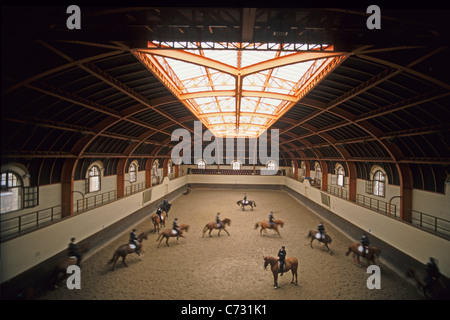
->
<box><xmin>181</xmin><ymin>224</ymin><xmax>190</xmax><ymax>232</ymax></box>
<box><xmin>139</xmin><ymin>232</ymin><xmax>148</xmax><ymax>241</ymax></box>
<box><xmin>263</xmin><ymin>257</ymin><xmax>269</xmax><ymax>269</ymax></box>
<box><xmin>223</xmin><ymin>218</ymin><xmax>231</xmax><ymax>225</ymax></box>
<box><xmin>276</xmin><ymin>220</ymin><xmax>284</xmax><ymax>227</ymax></box>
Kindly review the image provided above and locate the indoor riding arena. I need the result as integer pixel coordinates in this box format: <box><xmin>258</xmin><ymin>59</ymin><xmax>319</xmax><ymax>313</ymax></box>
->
<box><xmin>1</xmin><ymin>6</ymin><xmax>449</xmax><ymax>304</ymax></box>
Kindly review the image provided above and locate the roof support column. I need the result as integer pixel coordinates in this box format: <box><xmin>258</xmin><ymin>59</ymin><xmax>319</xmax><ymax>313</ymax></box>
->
<box><xmin>347</xmin><ymin>161</ymin><xmax>358</xmax><ymax>202</ymax></box>
<box><xmin>320</xmin><ymin>161</ymin><xmax>329</xmax><ymax>192</ymax></box>
<box><xmin>61</xmin><ymin>158</ymin><xmax>77</xmax><ymax>218</ymax></box>
<box><xmin>398</xmin><ymin>163</ymin><xmax>413</xmax><ymax>223</ymax></box>
<box><xmin>117</xmin><ymin>158</ymin><xmax>126</xmax><ymax>198</ymax></box>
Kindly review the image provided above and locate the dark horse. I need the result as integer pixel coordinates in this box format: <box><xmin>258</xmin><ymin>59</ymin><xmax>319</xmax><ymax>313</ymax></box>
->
<box><xmin>236</xmin><ymin>199</ymin><xmax>256</xmax><ymax>211</ymax></box>
<box><xmin>162</xmin><ymin>202</ymin><xmax>171</xmax><ymax>218</ymax></box>
<box><xmin>151</xmin><ymin>212</ymin><xmax>166</xmax><ymax>234</ymax></box>
<box><xmin>307</xmin><ymin>230</ymin><xmax>332</xmax><ymax>254</ymax></box>
<box><xmin>346</xmin><ymin>243</ymin><xmax>380</xmax><ymax>266</ymax></box>
<box><xmin>406</xmin><ymin>266</ymin><xmax>448</xmax><ymax>299</ymax></box>
<box><xmin>108</xmin><ymin>232</ymin><xmax>148</xmax><ymax>270</ymax></box>
<box><xmin>202</xmin><ymin>218</ymin><xmax>231</xmax><ymax>237</ymax></box>
<box><xmin>52</xmin><ymin>243</ymin><xmax>89</xmax><ymax>287</ymax></box>
<box><xmin>263</xmin><ymin>256</ymin><xmax>298</xmax><ymax>288</ymax></box>
<box><xmin>255</xmin><ymin>219</ymin><xmax>284</xmax><ymax>237</ymax></box>
<box><xmin>156</xmin><ymin>224</ymin><xmax>190</xmax><ymax>247</ymax></box>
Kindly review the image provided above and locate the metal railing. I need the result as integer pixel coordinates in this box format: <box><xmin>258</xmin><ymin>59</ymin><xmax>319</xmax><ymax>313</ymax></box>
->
<box><xmin>75</xmin><ymin>190</ymin><xmax>117</xmax><ymax>213</ymax></box>
<box><xmin>0</xmin><ymin>205</ymin><xmax>64</xmax><ymax>240</ymax></box>
<box><xmin>125</xmin><ymin>182</ymin><xmax>145</xmax><ymax>196</ymax></box>
<box><xmin>327</xmin><ymin>185</ymin><xmax>348</xmax><ymax>200</ymax></box>
<box><xmin>411</xmin><ymin>210</ymin><xmax>450</xmax><ymax>237</ymax></box>
<box><xmin>356</xmin><ymin>193</ymin><xmax>398</xmax><ymax>218</ymax></box>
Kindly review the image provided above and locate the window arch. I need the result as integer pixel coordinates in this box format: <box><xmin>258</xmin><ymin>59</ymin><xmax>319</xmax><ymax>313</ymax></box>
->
<box><xmin>372</xmin><ymin>170</ymin><xmax>386</xmax><ymax>197</ymax></box>
<box><xmin>197</xmin><ymin>159</ymin><xmax>206</xmax><ymax>170</ymax></box>
<box><xmin>267</xmin><ymin>160</ymin><xmax>277</xmax><ymax>171</ymax></box>
<box><xmin>1</xmin><ymin>171</ymin><xmax>23</xmax><ymax>213</ymax></box>
<box><xmin>232</xmin><ymin>160</ymin><xmax>241</xmax><ymax>170</ymax></box>
<box><xmin>314</xmin><ymin>162</ymin><xmax>322</xmax><ymax>186</ymax></box>
<box><xmin>129</xmin><ymin>162</ymin><xmax>137</xmax><ymax>183</ymax></box>
<box><xmin>88</xmin><ymin>165</ymin><xmax>101</xmax><ymax>193</ymax></box>
<box><xmin>336</xmin><ymin>164</ymin><xmax>345</xmax><ymax>187</ymax></box>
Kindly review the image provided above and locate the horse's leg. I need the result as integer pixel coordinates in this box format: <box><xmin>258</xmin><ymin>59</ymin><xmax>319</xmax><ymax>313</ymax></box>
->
<box><xmin>122</xmin><ymin>255</ymin><xmax>128</xmax><ymax>267</ymax></box>
<box><xmin>223</xmin><ymin>227</ymin><xmax>230</xmax><ymax>236</ymax></box>
<box><xmin>166</xmin><ymin>236</ymin><xmax>170</xmax><ymax>246</ymax></box>
<box><xmin>310</xmin><ymin>238</ymin><xmax>314</xmax><ymax>249</ymax></box>
<box><xmin>273</xmin><ymin>272</ymin><xmax>278</xmax><ymax>289</ymax></box>
<box><xmin>275</xmin><ymin>227</ymin><xmax>281</xmax><ymax>237</ymax></box>
<box><xmin>218</xmin><ymin>228</ymin><xmax>221</xmax><ymax>236</ymax></box>
<box><xmin>209</xmin><ymin>229</ymin><xmax>213</xmax><ymax>237</ymax></box>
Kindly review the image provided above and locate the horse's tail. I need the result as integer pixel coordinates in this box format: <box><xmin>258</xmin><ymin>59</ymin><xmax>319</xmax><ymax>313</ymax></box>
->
<box><xmin>156</xmin><ymin>233</ymin><xmax>162</xmax><ymax>242</ymax></box>
<box><xmin>345</xmin><ymin>246</ymin><xmax>352</xmax><ymax>256</ymax></box>
<box><xmin>306</xmin><ymin>230</ymin><xmax>312</xmax><ymax>239</ymax></box>
<box><xmin>108</xmin><ymin>250</ymin><xmax>118</xmax><ymax>264</ymax></box>
<box><xmin>254</xmin><ymin>222</ymin><xmax>259</xmax><ymax>229</ymax></box>
<box><xmin>253</xmin><ymin>201</ymin><xmax>256</xmax><ymax>207</ymax></box>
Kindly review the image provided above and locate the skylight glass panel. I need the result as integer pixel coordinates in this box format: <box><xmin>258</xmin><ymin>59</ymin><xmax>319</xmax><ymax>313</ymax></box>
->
<box><xmin>135</xmin><ymin>42</ymin><xmax>346</xmax><ymax>137</ymax></box>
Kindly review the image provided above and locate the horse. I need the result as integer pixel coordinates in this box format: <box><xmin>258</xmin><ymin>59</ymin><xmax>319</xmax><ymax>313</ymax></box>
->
<box><xmin>346</xmin><ymin>243</ymin><xmax>380</xmax><ymax>266</ymax></box>
<box><xmin>263</xmin><ymin>256</ymin><xmax>298</xmax><ymax>288</ymax></box>
<box><xmin>52</xmin><ymin>243</ymin><xmax>89</xmax><ymax>287</ymax></box>
<box><xmin>202</xmin><ymin>218</ymin><xmax>231</xmax><ymax>237</ymax></box>
<box><xmin>307</xmin><ymin>230</ymin><xmax>332</xmax><ymax>254</ymax></box>
<box><xmin>236</xmin><ymin>199</ymin><xmax>256</xmax><ymax>211</ymax></box>
<box><xmin>255</xmin><ymin>219</ymin><xmax>284</xmax><ymax>237</ymax></box>
<box><xmin>156</xmin><ymin>224</ymin><xmax>190</xmax><ymax>247</ymax></box>
<box><xmin>162</xmin><ymin>202</ymin><xmax>171</xmax><ymax>218</ymax></box>
<box><xmin>108</xmin><ymin>232</ymin><xmax>148</xmax><ymax>271</ymax></box>
<box><xmin>183</xmin><ymin>186</ymin><xmax>191</xmax><ymax>195</ymax></box>
<box><xmin>406</xmin><ymin>266</ymin><xmax>448</xmax><ymax>299</ymax></box>
<box><xmin>151</xmin><ymin>212</ymin><xmax>166</xmax><ymax>234</ymax></box>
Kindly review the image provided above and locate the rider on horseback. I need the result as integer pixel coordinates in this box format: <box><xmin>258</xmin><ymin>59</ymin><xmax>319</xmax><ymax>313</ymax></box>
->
<box><xmin>360</xmin><ymin>233</ymin><xmax>370</xmax><ymax>257</ymax></box>
<box><xmin>243</xmin><ymin>193</ymin><xmax>247</xmax><ymax>204</ymax></box>
<box><xmin>318</xmin><ymin>222</ymin><xmax>325</xmax><ymax>240</ymax></box>
<box><xmin>425</xmin><ymin>257</ymin><xmax>441</xmax><ymax>291</ymax></box>
<box><xmin>216</xmin><ymin>212</ymin><xmax>222</xmax><ymax>228</ymax></box>
<box><xmin>162</xmin><ymin>197</ymin><xmax>169</xmax><ymax>211</ymax></box>
<box><xmin>156</xmin><ymin>206</ymin><xmax>163</xmax><ymax>223</ymax></box>
<box><xmin>68</xmin><ymin>237</ymin><xmax>81</xmax><ymax>266</ymax></box>
<box><xmin>173</xmin><ymin>218</ymin><xmax>180</xmax><ymax>236</ymax></box>
<box><xmin>129</xmin><ymin>228</ymin><xmax>140</xmax><ymax>255</ymax></box>
<box><xmin>278</xmin><ymin>245</ymin><xmax>286</xmax><ymax>276</ymax></box>
<box><xmin>269</xmin><ymin>211</ymin><xmax>275</xmax><ymax>229</ymax></box>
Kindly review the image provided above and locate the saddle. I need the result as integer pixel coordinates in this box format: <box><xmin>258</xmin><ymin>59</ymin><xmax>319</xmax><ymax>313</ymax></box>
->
<box><xmin>129</xmin><ymin>244</ymin><xmax>137</xmax><ymax>250</ymax></box>
<box><xmin>171</xmin><ymin>229</ymin><xmax>178</xmax><ymax>235</ymax></box>
<box><xmin>315</xmin><ymin>233</ymin><xmax>325</xmax><ymax>240</ymax></box>
<box><xmin>358</xmin><ymin>245</ymin><xmax>369</xmax><ymax>255</ymax></box>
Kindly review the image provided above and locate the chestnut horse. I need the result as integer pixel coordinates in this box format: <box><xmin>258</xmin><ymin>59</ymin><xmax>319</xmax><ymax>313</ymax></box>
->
<box><xmin>263</xmin><ymin>256</ymin><xmax>298</xmax><ymax>288</ymax></box>
<box><xmin>406</xmin><ymin>266</ymin><xmax>448</xmax><ymax>299</ymax></box>
<box><xmin>52</xmin><ymin>243</ymin><xmax>89</xmax><ymax>287</ymax></box>
<box><xmin>151</xmin><ymin>213</ymin><xmax>166</xmax><ymax>234</ymax></box>
<box><xmin>307</xmin><ymin>230</ymin><xmax>332</xmax><ymax>254</ymax></box>
<box><xmin>108</xmin><ymin>232</ymin><xmax>148</xmax><ymax>270</ymax></box>
<box><xmin>156</xmin><ymin>224</ymin><xmax>190</xmax><ymax>247</ymax></box>
<box><xmin>255</xmin><ymin>219</ymin><xmax>284</xmax><ymax>237</ymax></box>
<box><xmin>346</xmin><ymin>243</ymin><xmax>380</xmax><ymax>266</ymax></box>
<box><xmin>236</xmin><ymin>199</ymin><xmax>256</xmax><ymax>211</ymax></box>
<box><xmin>202</xmin><ymin>218</ymin><xmax>231</xmax><ymax>237</ymax></box>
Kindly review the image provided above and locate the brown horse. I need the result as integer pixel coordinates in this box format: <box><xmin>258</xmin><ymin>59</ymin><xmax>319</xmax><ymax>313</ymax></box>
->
<box><xmin>346</xmin><ymin>243</ymin><xmax>380</xmax><ymax>266</ymax></box>
<box><xmin>406</xmin><ymin>266</ymin><xmax>448</xmax><ymax>299</ymax></box>
<box><xmin>52</xmin><ymin>243</ymin><xmax>89</xmax><ymax>287</ymax></box>
<box><xmin>108</xmin><ymin>232</ymin><xmax>148</xmax><ymax>270</ymax></box>
<box><xmin>202</xmin><ymin>218</ymin><xmax>231</xmax><ymax>237</ymax></box>
<box><xmin>237</xmin><ymin>199</ymin><xmax>256</xmax><ymax>211</ymax></box>
<box><xmin>156</xmin><ymin>224</ymin><xmax>190</xmax><ymax>247</ymax></box>
<box><xmin>151</xmin><ymin>213</ymin><xmax>166</xmax><ymax>234</ymax></box>
<box><xmin>307</xmin><ymin>230</ymin><xmax>332</xmax><ymax>254</ymax></box>
<box><xmin>263</xmin><ymin>256</ymin><xmax>298</xmax><ymax>288</ymax></box>
<box><xmin>255</xmin><ymin>219</ymin><xmax>284</xmax><ymax>237</ymax></box>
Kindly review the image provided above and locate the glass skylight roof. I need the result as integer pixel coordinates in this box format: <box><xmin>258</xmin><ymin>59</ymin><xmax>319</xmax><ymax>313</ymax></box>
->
<box><xmin>133</xmin><ymin>41</ymin><xmax>347</xmax><ymax>137</ymax></box>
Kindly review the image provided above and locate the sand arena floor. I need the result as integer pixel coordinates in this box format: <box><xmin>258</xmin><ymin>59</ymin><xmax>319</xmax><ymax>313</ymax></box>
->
<box><xmin>37</xmin><ymin>189</ymin><xmax>423</xmax><ymax>300</ymax></box>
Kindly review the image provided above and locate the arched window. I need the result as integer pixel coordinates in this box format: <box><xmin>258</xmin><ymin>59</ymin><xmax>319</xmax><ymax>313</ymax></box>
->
<box><xmin>197</xmin><ymin>159</ymin><xmax>206</xmax><ymax>170</ymax></box>
<box><xmin>373</xmin><ymin>170</ymin><xmax>386</xmax><ymax>197</ymax></box>
<box><xmin>129</xmin><ymin>163</ymin><xmax>137</xmax><ymax>183</ymax></box>
<box><xmin>1</xmin><ymin>171</ymin><xmax>22</xmax><ymax>213</ymax></box>
<box><xmin>167</xmin><ymin>160</ymin><xmax>172</xmax><ymax>175</ymax></box>
<box><xmin>267</xmin><ymin>160</ymin><xmax>277</xmax><ymax>171</ymax></box>
<box><xmin>337</xmin><ymin>166</ymin><xmax>345</xmax><ymax>187</ymax></box>
<box><xmin>291</xmin><ymin>161</ymin><xmax>296</xmax><ymax>174</ymax></box>
<box><xmin>232</xmin><ymin>161</ymin><xmax>241</xmax><ymax>170</ymax></box>
<box><xmin>88</xmin><ymin>165</ymin><xmax>101</xmax><ymax>193</ymax></box>
<box><xmin>299</xmin><ymin>161</ymin><xmax>306</xmax><ymax>177</ymax></box>
<box><xmin>314</xmin><ymin>162</ymin><xmax>322</xmax><ymax>185</ymax></box>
